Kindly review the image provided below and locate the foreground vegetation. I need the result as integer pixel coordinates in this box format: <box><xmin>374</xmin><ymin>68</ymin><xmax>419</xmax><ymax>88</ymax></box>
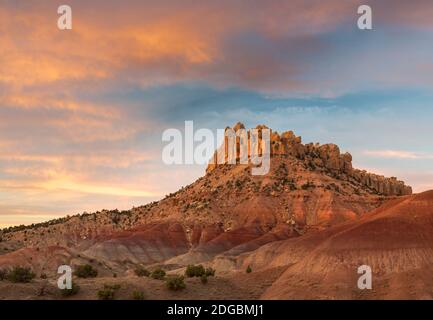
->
<box><xmin>0</xmin><ymin>267</ymin><xmax>36</xmax><ymax>283</ymax></box>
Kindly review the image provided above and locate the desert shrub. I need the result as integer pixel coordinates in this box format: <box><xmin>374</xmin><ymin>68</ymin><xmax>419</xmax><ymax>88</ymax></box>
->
<box><xmin>205</xmin><ymin>267</ymin><xmax>215</xmax><ymax>277</ymax></box>
<box><xmin>134</xmin><ymin>266</ymin><xmax>150</xmax><ymax>277</ymax></box>
<box><xmin>166</xmin><ymin>275</ymin><xmax>186</xmax><ymax>291</ymax></box>
<box><xmin>200</xmin><ymin>275</ymin><xmax>208</xmax><ymax>284</ymax></box>
<box><xmin>74</xmin><ymin>264</ymin><xmax>98</xmax><ymax>278</ymax></box>
<box><xmin>0</xmin><ymin>269</ymin><xmax>8</xmax><ymax>280</ymax></box>
<box><xmin>185</xmin><ymin>264</ymin><xmax>205</xmax><ymax>277</ymax></box>
<box><xmin>40</xmin><ymin>273</ymin><xmax>47</xmax><ymax>279</ymax></box>
<box><xmin>132</xmin><ymin>291</ymin><xmax>145</xmax><ymax>300</ymax></box>
<box><xmin>97</xmin><ymin>284</ymin><xmax>120</xmax><ymax>300</ymax></box>
<box><xmin>97</xmin><ymin>288</ymin><xmax>115</xmax><ymax>300</ymax></box>
<box><xmin>246</xmin><ymin>265</ymin><xmax>252</xmax><ymax>274</ymax></box>
<box><xmin>151</xmin><ymin>268</ymin><xmax>166</xmax><ymax>280</ymax></box>
<box><xmin>60</xmin><ymin>282</ymin><xmax>80</xmax><ymax>297</ymax></box>
<box><xmin>8</xmin><ymin>266</ymin><xmax>35</xmax><ymax>283</ymax></box>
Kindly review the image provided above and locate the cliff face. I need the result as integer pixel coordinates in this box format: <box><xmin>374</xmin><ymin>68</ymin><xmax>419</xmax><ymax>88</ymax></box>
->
<box><xmin>207</xmin><ymin>123</ymin><xmax>412</xmax><ymax>196</ymax></box>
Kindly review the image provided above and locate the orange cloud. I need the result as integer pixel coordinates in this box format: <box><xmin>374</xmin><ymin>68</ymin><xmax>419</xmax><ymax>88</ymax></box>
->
<box><xmin>0</xmin><ymin>0</ymin><xmax>354</xmax><ymax>90</ymax></box>
<box><xmin>1</xmin><ymin>0</ymin><xmax>433</xmax><ymax>227</ymax></box>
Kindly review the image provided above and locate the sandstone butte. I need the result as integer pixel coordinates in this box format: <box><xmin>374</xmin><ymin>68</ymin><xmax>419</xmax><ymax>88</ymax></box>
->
<box><xmin>1</xmin><ymin>123</ymin><xmax>432</xmax><ymax>300</ymax></box>
<box><xmin>207</xmin><ymin>122</ymin><xmax>412</xmax><ymax>197</ymax></box>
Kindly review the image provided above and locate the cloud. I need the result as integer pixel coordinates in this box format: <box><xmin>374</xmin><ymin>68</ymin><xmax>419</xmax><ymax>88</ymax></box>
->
<box><xmin>1</xmin><ymin>0</ymin><xmax>433</xmax><ymax>227</ymax></box>
<box><xmin>2</xmin><ymin>0</ymin><xmax>432</xmax><ymax>94</ymax></box>
<box><xmin>364</xmin><ymin>150</ymin><xmax>433</xmax><ymax>160</ymax></box>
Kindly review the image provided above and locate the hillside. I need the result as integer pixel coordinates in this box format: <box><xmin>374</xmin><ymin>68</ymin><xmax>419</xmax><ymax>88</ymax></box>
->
<box><xmin>0</xmin><ymin>123</ymin><xmax>422</xmax><ymax>300</ymax></box>
<box><xmin>260</xmin><ymin>190</ymin><xmax>433</xmax><ymax>299</ymax></box>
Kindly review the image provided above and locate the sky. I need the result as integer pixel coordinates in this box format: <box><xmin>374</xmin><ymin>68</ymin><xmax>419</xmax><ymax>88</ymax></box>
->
<box><xmin>1</xmin><ymin>0</ymin><xmax>433</xmax><ymax>227</ymax></box>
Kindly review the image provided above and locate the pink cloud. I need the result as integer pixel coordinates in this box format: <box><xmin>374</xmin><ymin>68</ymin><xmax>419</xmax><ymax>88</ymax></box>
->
<box><xmin>364</xmin><ymin>150</ymin><xmax>433</xmax><ymax>160</ymax></box>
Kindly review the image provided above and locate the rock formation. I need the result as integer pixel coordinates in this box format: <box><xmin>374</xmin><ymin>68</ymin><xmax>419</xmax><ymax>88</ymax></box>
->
<box><xmin>207</xmin><ymin>123</ymin><xmax>412</xmax><ymax>196</ymax></box>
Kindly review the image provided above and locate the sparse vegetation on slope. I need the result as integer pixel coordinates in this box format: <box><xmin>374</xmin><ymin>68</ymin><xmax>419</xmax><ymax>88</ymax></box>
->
<box><xmin>132</xmin><ymin>290</ymin><xmax>145</xmax><ymax>300</ymax></box>
<box><xmin>8</xmin><ymin>267</ymin><xmax>35</xmax><ymax>283</ymax></box>
<box><xmin>74</xmin><ymin>264</ymin><xmax>98</xmax><ymax>278</ymax></box>
<box><xmin>60</xmin><ymin>282</ymin><xmax>80</xmax><ymax>297</ymax></box>
<box><xmin>97</xmin><ymin>284</ymin><xmax>121</xmax><ymax>300</ymax></box>
<box><xmin>134</xmin><ymin>266</ymin><xmax>150</xmax><ymax>277</ymax></box>
<box><xmin>185</xmin><ymin>265</ymin><xmax>216</xmax><ymax>278</ymax></box>
<box><xmin>166</xmin><ymin>275</ymin><xmax>186</xmax><ymax>291</ymax></box>
<box><xmin>151</xmin><ymin>268</ymin><xmax>166</xmax><ymax>280</ymax></box>
<box><xmin>185</xmin><ymin>264</ymin><xmax>206</xmax><ymax>277</ymax></box>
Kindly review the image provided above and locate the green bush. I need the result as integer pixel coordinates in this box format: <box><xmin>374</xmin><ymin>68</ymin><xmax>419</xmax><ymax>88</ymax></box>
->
<box><xmin>60</xmin><ymin>282</ymin><xmax>80</xmax><ymax>297</ymax></box>
<box><xmin>134</xmin><ymin>266</ymin><xmax>150</xmax><ymax>277</ymax></box>
<box><xmin>246</xmin><ymin>265</ymin><xmax>252</xmax><ymax>273</ymax></box>
<box><xmin>185</xmin><ymin>265</ymin><xmax>215</xmax><ymax>278</ymax></box>
<box><xmin>166</xmin><ymin>275</ymin><xmax>186</xmax><ymax>291</ymax></box>
<box><xmin>97</xmin><ymin>289</ymin><xmax>115</xmax><ymax>300</ymax></box>
<box><xmin>132</xmin><ymin>291</ymin><xmax>145</xmax><ymax>300</ymax></box>
<box><xmin>185</xmin><ymin>264</ymin><xmax>205</xmax><ymax>277</ymax></box>
<box><xmin>74</xmin><ymin>264</ymin><xmax>98</xmax><ymax>278</ymax></box>
<box><xmin>205</xmin><ymin>267</ymin><xmax>215</xmax><ymax>277</ymax></box>
<box><xmin>0</xmin><ymin>269</ymin><xmax>8</xmax><ymax>281</ymax></box>
<box><xmin>97</xmin><ymin>284</ymin><xmax>120</xmax><ymax>300</ymax></box>
<box><xmin>8</xmin><ymin>266</ymin><xmax>35</xmax><ymax>283</ymax></box>
<box><xmin>151</xmin><ymin>268</ymin><xmax>166</xmax><ymax>280</ymax></box>
<box><xmin>200</xmin><ymin>275</ymin><xmax>208</xmax><ymax>284</ymax></box>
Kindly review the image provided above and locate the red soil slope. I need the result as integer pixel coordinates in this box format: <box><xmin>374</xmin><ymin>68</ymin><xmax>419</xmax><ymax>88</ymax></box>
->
<box><xmin>260</xmin><ymin>190</ymin><xmax>433</xmax><ymax>299</ymax></box>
